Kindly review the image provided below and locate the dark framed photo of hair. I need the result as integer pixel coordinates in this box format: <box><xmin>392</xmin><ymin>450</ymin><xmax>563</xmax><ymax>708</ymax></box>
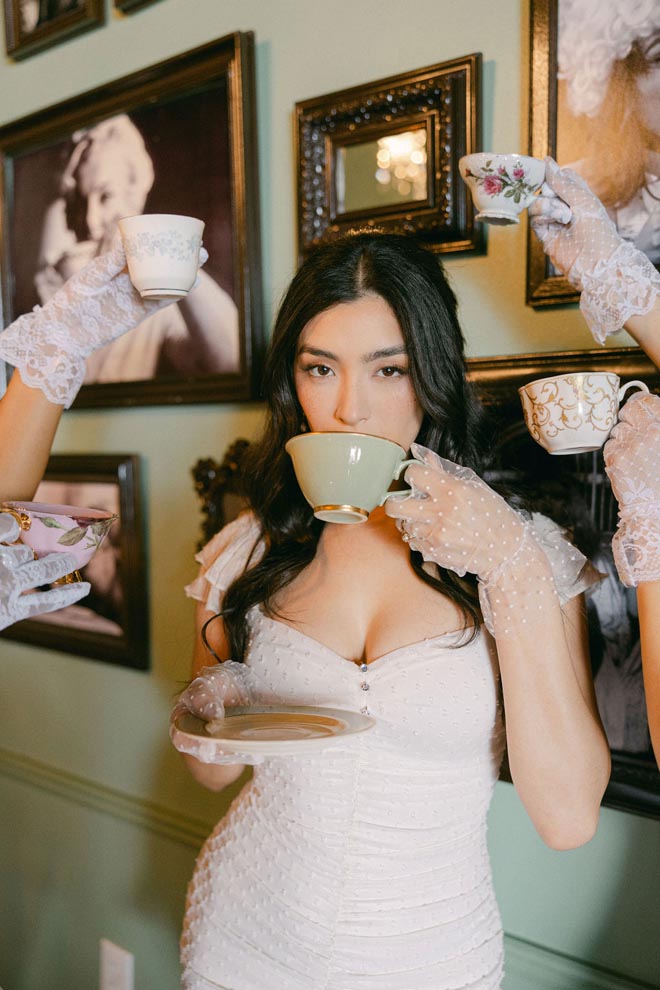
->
<box><xmin>0</xmin><ymin>33</ymin><xmax>264</xmax><ymax>406</ymax></box>
<box><xmin>527</xmin><ymin>0</ymin><xmax>660</xmax><ymax>307</ymax></box>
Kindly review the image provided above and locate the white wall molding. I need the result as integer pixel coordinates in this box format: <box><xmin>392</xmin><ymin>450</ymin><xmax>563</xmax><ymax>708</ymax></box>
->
<box><xmin>0</xmin><ymin>746</ymin><xmax>210</xmax><ymax>849</ymax></box>
<box><xmin>504</xmin><ymin>933</ymin><xmax>655</xmax><ymax>989</ymax></box>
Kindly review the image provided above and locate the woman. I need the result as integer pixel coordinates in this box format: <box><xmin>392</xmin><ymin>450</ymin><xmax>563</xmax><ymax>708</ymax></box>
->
<box><xmin>34</xmin><ymin>114</ymin><xmax>240</xmax><ymax>383</ymax></box>
<box><xmin>172</xmin><ymin>233</ymin><xmax>610</xmax><ymax>990</ymax></box>
<box><xmin>530</xmin><ymin>158</ymin><xmax>660</xmax><ymax>767</ymax></box>
<box><xmin>0</xmin><ymin>234</ymin><xmax>179</xmax><ymax>629</ymax></box>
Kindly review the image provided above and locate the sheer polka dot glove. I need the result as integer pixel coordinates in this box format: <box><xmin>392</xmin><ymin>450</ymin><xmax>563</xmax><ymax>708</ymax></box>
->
<box><xmin>170</xmin><ymin>661</ymin><xmax>265</xmax><ymax>765</ymax></box>
<box><xmin>603</xmin><ymin>392</ymin><xmax>660</xmax><ymax>587</ymax></box>
<box><xmin>0</xmin><ymin>513</ymin><xmax>91</xmax><ymax>631</ymax></box>
<box><xmin>0</xmin><ymin>232</ymin><xmax>206</xmax><ymax>408</ymax></box>
<box><xmin>384</xmin><ymin>444</ymin><xmax>558</xmax><ymax>636</ymax></box>
<box><xmin>529</xmin><ymin>158</ymin><xmax>660</xmax><ymax>344</ymax></box>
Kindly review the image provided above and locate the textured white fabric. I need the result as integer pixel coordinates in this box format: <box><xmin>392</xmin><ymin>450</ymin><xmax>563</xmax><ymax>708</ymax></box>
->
<box><xmin>0</xmin><ymin>514</ymin><xmax>90</xmax><ymax>629</ymax></box>
<box><xmin>181</xmin><ymin>611</ymin><xmax>505</xmax><ymax>990</ymax></box>
<box><xmin>179</xmin><ymin>510</ymin><xmax>593</xmax><ymax>989</ymax></box>
<box><xmin>0</xmin><ymin>233</ymin><xmax>180</xmax><ymax>407</ymax></box>
<box><xmin>604</xmin><ymin>392</ymin><xmax>660</xmax><ymax>586</ymax></box>
<box><xmin>529</xmin><ymin>160</ymin><xmax>660</xmax><ymax>344</ymax></box>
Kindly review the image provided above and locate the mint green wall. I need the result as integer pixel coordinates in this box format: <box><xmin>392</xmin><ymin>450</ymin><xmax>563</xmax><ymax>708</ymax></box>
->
<box><xmin>0</xmin><ymin>1</ymin><xmax>656</xmax><ymax>988</ymax></box>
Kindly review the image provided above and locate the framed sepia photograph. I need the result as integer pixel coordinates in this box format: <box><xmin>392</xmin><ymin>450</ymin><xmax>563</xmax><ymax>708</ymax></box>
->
<box><xmin>4</xmin><ymin>0</ymin><xmax>103</xmax><ymax>60</ymax></box>
<box><xmin>469</xmin><ymin>347</ymin><xmax>660</xmax><ymax>818</ymax></box>
<box><xmin>527</xmin><ymin>0</ymin><xmax>660</xmax><ymax>307</ymax></box>
<box><xmin>2</xmin><ymin>454</ymin><xmax>149</xmax><ymax>669</ymax></box>
<box><xmin>295</xmin><ymin>54</ymin><xmax>482</xmax><ymax>261</ymax></box>
<box><xmin>0</xmin><ymin>33</ymin><xmax>264</xmax><ymax>407</ymax></box>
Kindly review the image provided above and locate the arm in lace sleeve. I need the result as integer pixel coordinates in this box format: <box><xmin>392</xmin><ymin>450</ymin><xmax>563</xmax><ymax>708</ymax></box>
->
<box><xmin>527</xmin><ymin>512</ymin><xmax>603</xmax><ymax>604</ymax></box>
<box><xmin>185</xmin><ymin>510</ymin><xmax>265</xmax><ymax>614</ymax></box>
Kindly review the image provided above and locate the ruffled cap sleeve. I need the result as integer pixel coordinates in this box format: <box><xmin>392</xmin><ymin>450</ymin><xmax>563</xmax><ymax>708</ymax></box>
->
<box><xmin>185</xmin><ymin>511</ymin><xmax>264</xmax><ymax>614</ymax></box>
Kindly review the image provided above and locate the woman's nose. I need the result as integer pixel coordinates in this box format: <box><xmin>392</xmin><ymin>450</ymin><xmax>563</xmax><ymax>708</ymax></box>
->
<box><xmin>334</xmin><ymin>378</ymin><xmax>369</xmax><ymax>426</ymax></box>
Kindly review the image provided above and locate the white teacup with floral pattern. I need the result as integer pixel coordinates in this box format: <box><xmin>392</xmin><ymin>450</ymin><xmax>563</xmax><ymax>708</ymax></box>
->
<box><xmin>459</xmin><ymin>153</ymin><xmax>546</xmax><ymax>225</ymax></box>
<box><xmin>118</xmin><ymin>213</ymin><xmax>204</xmax><ymax>299</ymax></box>
<box><xmin>519</xmin><ymin>373</ymin><xmax>649</xmax><ymax>455</ymax></box>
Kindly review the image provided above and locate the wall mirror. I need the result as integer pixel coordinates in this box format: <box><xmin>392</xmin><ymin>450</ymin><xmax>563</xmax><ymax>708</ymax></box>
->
<box><xmin>295</xmin><ymin>54</ymin><xmax>482</xmax><ymax>259</ymax></box>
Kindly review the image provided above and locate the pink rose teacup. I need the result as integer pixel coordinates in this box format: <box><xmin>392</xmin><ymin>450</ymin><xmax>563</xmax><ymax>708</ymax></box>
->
<box><xmin>459</xmin><ymin>153</ymin><xmax>545</xmax><ymax>225</ymax></box>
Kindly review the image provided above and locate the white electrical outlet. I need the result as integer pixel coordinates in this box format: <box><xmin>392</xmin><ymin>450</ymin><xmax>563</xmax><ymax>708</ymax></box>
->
<box><xmin>99</xmin><ymin>939</ymin><xmax>134</xmax><ymax>990</ymax></box>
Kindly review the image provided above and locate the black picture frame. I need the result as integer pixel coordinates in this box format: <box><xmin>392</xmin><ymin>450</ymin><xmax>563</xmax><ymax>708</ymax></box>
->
<box><xmin>3</xmin><ymin>0</ymin><xmax>103</xmax><ymax>59</ymax></box>
<box><xmin>2</xmin><ymin>454</ymin><xmax>149</xmax><ymax>669</ymax></box>
<box><xmin>469</xmin><ymin>348</ymin><xmax>660</xmax><ymax>818</ymax></box>
<box><xmin>527</xmin><ymin>0</ymin><xmax>660</xmax><ymax>308</ymax></box>
<box><xmin>295</xmin><ymin>54</ymin><xmax>482</xmax><ymax>261</ymax></box>
<box><xmin>114</xmin><ymin>0</ymin><xmax>161</xmax><ymax>12</ymax></box>
<box><xmin>0</xmin><ymin>33</ymin><xmax>264</xmax><ymax>407</ymax></box>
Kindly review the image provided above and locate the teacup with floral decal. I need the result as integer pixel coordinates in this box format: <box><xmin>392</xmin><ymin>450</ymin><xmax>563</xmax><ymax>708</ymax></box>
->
<box><xmin>0</xmin><ymin>501</ymin><xmax>118</xmax><ymax>583</ymax></box>
<box><xmin>519</xmin><ymin>373</ymin><xmax>649</xmax><ymax>455</ymax></box>
<box><xmin>118</xmin><ymin>213</ymin><xmax>204</xmax><ymax>299</ymax></box>
<box><xmin>459</xmin><ymin>153</ymin><xmax>546</xmax><ymax>225</ymax></box>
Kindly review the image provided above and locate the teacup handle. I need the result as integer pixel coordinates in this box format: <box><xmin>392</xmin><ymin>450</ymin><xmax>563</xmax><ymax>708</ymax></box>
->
<box><xmin>379</xmin><ymin>458</ymin><xmax>418</xmax><ymax>506</ymax></box>
<box><xmin>618</xmin><ymin>380</ymin><xmax>649</xmax><ymax>402</ymax></box>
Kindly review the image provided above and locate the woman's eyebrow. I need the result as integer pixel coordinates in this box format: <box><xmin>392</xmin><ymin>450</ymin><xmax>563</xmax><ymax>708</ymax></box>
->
<box><xmin>297</xmin><ymin>345</ymin><xmax>337</xmax><ymax>360</ymax></box>
<box><xmin>296</xmin><ymin>344</ymin><xmax>407</xmax><ymax>362</ymax></box>
<box><xmin>363</xmin><ymin>345</ymin><xmax>407</xmax><ymax>362</ymax></box>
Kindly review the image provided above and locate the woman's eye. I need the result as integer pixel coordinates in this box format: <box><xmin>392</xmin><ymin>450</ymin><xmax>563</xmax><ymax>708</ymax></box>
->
<box><xmin>307</xmin><ymin>364</ymin><xmax>333</xmax><ymax>377</ymax></box>
<box><xmin>377</xmin><ymin>365</ymin><xmax>407</xmax><ymax>378</ymax></box>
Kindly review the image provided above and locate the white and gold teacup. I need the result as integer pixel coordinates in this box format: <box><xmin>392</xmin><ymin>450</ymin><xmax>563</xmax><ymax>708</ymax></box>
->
<box><xmin>285</xmin><ymin>432</ymin><xmax>416</xmax><ymax>523</ymax></box>
<box><xmin>519</xmin><ymin>373</ymin><xmax>649</xmax><ymax>455</ymax></box>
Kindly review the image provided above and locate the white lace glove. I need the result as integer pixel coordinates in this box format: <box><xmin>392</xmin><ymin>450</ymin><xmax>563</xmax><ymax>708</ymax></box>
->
<box><xmin>170</xmin><ymin>660</ymin><xmax>265</xmax><ymax>765</ymax></box>
<box><xmin>529</xmin><ymin>158</ymin><xmax>660</xmax><ymax>344</ymax></box>
<box><xmin>0</xmin><ymin>233</ymin><xmax>206</xmax><ymax>408</ymax></box>
<box><xmin>0</xmin><ymin>513</ymin><xmax>91</xmax><ymax>631</ymax></box>
<box><xmin>603</xmin><ymin>392</ymin><xmax>660</xmax><ymax>587</ymax></box>
<box><xmin>384</xmin><ymin>443</ymin><xmax>558</xmax><ymax>636</ymax></box>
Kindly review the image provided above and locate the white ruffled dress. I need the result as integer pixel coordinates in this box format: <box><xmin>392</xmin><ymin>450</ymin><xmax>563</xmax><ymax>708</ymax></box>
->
<box><xmin>180</xmin><ymin>511</ymin><xmax>596</xmax><ymax>990</ymax></box>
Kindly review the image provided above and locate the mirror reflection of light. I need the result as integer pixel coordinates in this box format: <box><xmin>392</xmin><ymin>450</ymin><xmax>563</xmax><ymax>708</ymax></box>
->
<box><xmin>375</xmin><ymin>130</ymin><xmax>427</xmax><ymax>200</ymax></box>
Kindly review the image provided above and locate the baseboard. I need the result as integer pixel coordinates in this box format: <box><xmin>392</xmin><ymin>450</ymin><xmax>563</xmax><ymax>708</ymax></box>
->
<box><xmin>504</xmin><ymin>933</ymin><xmax>655</xmax><ymax>989</ymax></box>
<box><xmin>0</xmin><ymin>745</ymin><xmax>210</xmax><ymax>848</ymax></box>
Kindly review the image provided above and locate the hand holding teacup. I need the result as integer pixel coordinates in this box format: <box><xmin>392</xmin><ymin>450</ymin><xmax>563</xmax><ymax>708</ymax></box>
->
<box><xmin>519</xmin><ymin>372</ymin><xmax>650</xmax><ymax>455</ymax></box>
<box><xmin>0</xmin><ymin>501</ymin><xmax>118</xmax><ymax>584</ymax></box>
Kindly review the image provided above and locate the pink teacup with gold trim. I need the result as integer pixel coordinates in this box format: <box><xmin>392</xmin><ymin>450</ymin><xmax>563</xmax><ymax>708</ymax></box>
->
<box><xmin>0</xmin><ymin>501</ymin><xmax>118</xmax><ymax>580</ymax></box>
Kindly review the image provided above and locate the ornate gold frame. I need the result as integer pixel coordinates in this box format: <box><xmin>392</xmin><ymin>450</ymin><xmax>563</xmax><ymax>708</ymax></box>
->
<box><xmin>295</xmin><ymin>54</ymin><xmax>482</xmax><ymax>260</ymax></box>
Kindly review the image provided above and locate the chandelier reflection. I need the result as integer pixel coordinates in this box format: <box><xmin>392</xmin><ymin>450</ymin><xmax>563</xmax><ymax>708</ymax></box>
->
<box><xmin>375</xmin><ymin>130</ymin><xmax>428</xmax><ymax>201</ymax></box>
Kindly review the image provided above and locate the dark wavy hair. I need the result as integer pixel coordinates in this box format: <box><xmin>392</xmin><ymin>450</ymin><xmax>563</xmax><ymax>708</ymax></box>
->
<box><xmin>215</xmin><ymin>233</ymin><xmax>492</xmax><ymax>661</ymax></box>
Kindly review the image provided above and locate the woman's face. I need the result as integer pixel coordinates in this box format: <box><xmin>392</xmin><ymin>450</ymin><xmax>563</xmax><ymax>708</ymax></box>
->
<box><xmin>73</xmin><ymin>147</ymin><xmax>147</xmax><ymax>248</ymax></box>
<box><xmin>294</xmin><ymin>294</ymin><xmax>424</xmax><ymax>450</ymax></box>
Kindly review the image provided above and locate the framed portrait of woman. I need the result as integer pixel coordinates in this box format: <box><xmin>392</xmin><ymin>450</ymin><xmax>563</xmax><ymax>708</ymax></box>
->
<box><xmin>0</xmin><ymin>33</ymin><xmax>264</xmax><ymax>407</ymax></box>
<box><xmin>527</xmin><ymin>0</ymin><xmax>660</xmax><ymax>307</ymax></box>
<box><xmin>4</xmin><ymin>0</ymin><xmax>103</xmax><ymax>59</ymax></box>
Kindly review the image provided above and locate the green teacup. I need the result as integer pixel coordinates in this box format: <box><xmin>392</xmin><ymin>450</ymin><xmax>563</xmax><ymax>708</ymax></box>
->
<box><xmin>285</xmin><ymin>431</ymin><xmax>416</xmax><ymax>524</ymax></box>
